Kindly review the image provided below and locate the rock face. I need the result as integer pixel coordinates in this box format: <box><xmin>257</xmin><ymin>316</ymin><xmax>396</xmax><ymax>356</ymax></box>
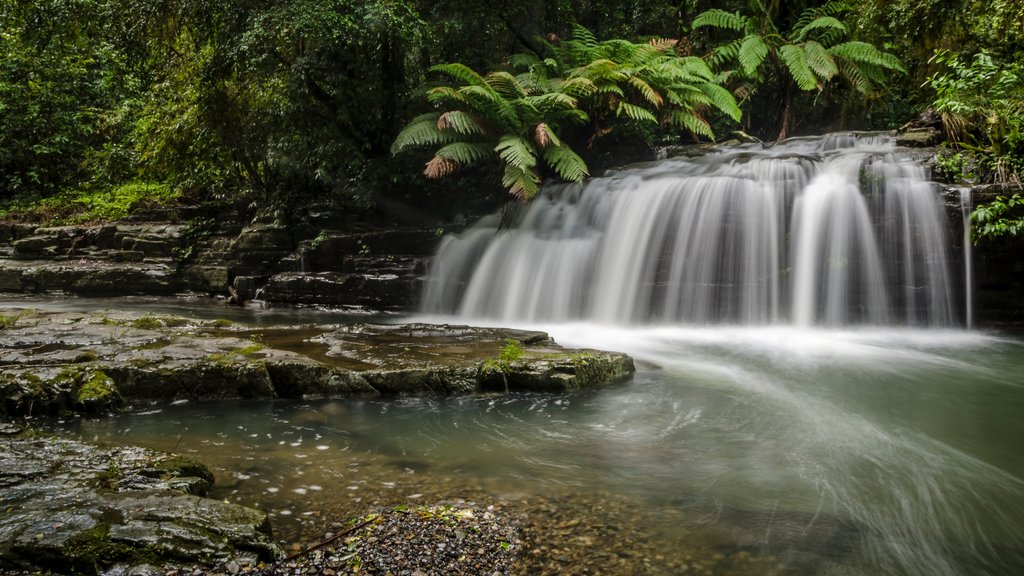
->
<box><xmin>0</xmin><ymin>310</ymin><xmax>635</xmax><ymax>417</ymax></box>
<box><xmin>0</xmin><ymin>219</ymin><xmax>440</xmax><ymax>311</ymax></box>
<box><xmin>0</xmin><ymin>434</ymin><xmax>279</xmax><ymax>574</ymax></box>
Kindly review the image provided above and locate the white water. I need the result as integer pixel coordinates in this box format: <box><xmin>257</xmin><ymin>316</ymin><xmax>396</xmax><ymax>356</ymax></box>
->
<box><xmin>422</xmin><ymin>134</ymin><xmax>966</xmax><ymax>326</ymax></box>
<box><xmin>410</xmin><ymin>134</ymin><xmax>1024</xmax><ymax>575</ymax></box>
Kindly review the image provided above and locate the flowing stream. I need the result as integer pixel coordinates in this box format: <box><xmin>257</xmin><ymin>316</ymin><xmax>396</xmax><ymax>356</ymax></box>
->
<box><xmin>40</xmin><ymin>134</ymin><xmax>1024</xmax><ymax>575</ymax></box>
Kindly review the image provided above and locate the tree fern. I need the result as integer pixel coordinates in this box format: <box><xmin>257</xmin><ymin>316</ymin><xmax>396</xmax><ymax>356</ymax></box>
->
<box><xmin>804</xmin><ymin>41</ymin><xmax>838</xmax><ymax>80</ymax></box>
<box><xmin>391</xmin><ymin>113</ymin><xmax>451</xmax><ymax>153</ymax></box>
<box><xmin>738</xmin><ymin>35</ymin><xmax>769</xmax><ymax>77</ymax></box>
<box><xmin>828</xmin><ymin>42</ymin><xmax>904</xmax><ymax>71</ymax></box>
<box><xmin>437</xmin><ymin>111</ymin><xmax>484</xmax><ymax>135</ymax></box>
<box><xmin>434</xmin><ymin>142</ymin><xmax>492</xmax><ymax>167</ymax></box>
<box><xmin>542</xmin><ymin>145</ymin><xmax>588</xmax><ymax>183</ymax></box>
<box><xmin>778</xmin><ymin>44</ymin><xmax>819</xmax><ymax>90</ymax></box>
<box><xmin>617</xmin><ymin>102</ymin><xmax>658</xmax><ymax>123</ymax></box>
<box><xmin>495</xmin><ymin>135</ymin><xmax>537</xmax><ymax>170</ymax></box>
<box><xmin>793</xmin><ymin>17</ymin><xmax>846</xmax><ymax>42</ymax></box>
<box><xmin>671</xmin><ymin>110</ymin><xmax>714</xmax><ymax>139</ymax></box>
<box><xmin>692</xmin><ymin>9</ymin><xmax>748</xmax><ymax>32</ymax></box>
<box><xmin>699</xmin><ymin>83</ymin><xmax>742</xmax><ymax>121</ymax></box>
<box><xmin>430</xmin><ymin>63</ymin><xmax>489</xmax><ymax>88</ymax></box>
<box><xmin>502</xmin><ymin>164</ymin><xmax>541</xmax><ymax>201</ymax></box>
<box><xmin>628</xmin><ymin>76</ymin><xmax>664</xmax><ymax>107</ymax></box>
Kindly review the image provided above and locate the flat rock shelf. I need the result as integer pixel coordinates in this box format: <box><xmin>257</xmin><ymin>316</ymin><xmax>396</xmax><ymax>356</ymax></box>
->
<box><xmin>0</xmin><ymin>310</ymin><xmax>635</xmax><ymax>417</ymax></box>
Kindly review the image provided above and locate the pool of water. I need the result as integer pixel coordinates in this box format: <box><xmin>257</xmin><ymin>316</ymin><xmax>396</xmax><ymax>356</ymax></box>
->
<box><xmin>29</xmin><ymin>297</ymin><xmax>1024</xmax><ymax>575</ymax></box>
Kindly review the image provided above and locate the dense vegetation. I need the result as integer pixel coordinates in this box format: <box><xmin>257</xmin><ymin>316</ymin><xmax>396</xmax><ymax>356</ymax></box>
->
<box><xmin>1</xmin><ymin>0</ymin><xmax>1021</xmax><ymax>234</ymax></box>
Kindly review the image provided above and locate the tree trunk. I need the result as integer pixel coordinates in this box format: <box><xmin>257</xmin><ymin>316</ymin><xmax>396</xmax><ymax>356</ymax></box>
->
<box><xmin>777</xmin><ymin>83</ymin><xmax>792</xmax><ymax>141</ymax></box>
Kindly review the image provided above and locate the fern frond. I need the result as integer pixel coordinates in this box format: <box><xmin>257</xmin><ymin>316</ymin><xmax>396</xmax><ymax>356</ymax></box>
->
<box><xmin>778</xmin><ymin>44</ymin><xmax>819</xmax><ymax>90</ymax></box>
<box><xmin>804</xmin><ymin>41</ymin><xmax>838</xmax><ymax>80</ymax></box>
<box><xmin>392</xmin><ymin>113</ymin><xmax>452</xmax><ymax>154</ymax></box>
<box><xmin>430</xmin><ymin>63</ymin><xmax>488</xmax><ymax>87</ymax></box>
<box><xmin>434</xmin><ymin>142</ymin><xmax>493</xmax><ymax>167</ymax></box>
<box><xmin>828</xmin><ymin>42</ymin><xmax>905</xmax><ymax>72</ymax></box>
<box><xmin>692</xmin><ymin>9</ymin><xmax>748</xmax><ymax>31</ymax></box>
<box><xmin>528</xmin><ymin>92</ymin><xmax>578</xmax><ymax>113</ymax></box>
<box><xmin>672</xmin><ymin>110</ymin><xmax>714</xmax><ymax>139</ymax></box>
<box><xmin>673</xmin><ymin>56</ymin><xmax>716</xmax><ymax>82</ymax></box>
<box><xmin>437</xmin><ymin>111</ymin><xmax>485</xmax><ymax>135</ymax></box>
<box><xmin>617</xmin><ymin>102</ymin><xmax>658</xmax><ymax>123</ymax></box>
<box><xmin>542</xmin><ymin>145</ymin><xmax>589</xmax><ymax>183</ymax></box>
<box><xmin>698</xmin><ymin>82</ymin><xmax>742</xmax><ymax>121</ymax></box>
<box><xmin>629</xmin><ymin>76</ymin><xmax>664</xmax><ymax>107</ymax></box>
<box><xmin>486</xmin><ymin>71</ymin><xmax>527</xmax><ymax>99</ymax></box>
<box><xmin>571</xmin><ymin>24</ymin><xmax>599</xmax><ymax>48</ymax></box>
<box><xmin>738</xmin><ymin>35</ymin><xmax>769</xmax><ymax>77</ymax></box>
<box><xmin>495</xmin><ymin>136</ymin><xmax>538</xmax><ymax>170</ymax></box>
<box><xmin>426</xmin><ymin>86</ymin><xmax>468</xmax><ymax>106</ymax></box>
<box><xmin>837</xmin><ymin>60</ymin><xmax>872</xmax><ymax>93</ymax></box>
<box><xmin>424</xmin><ymin>156</ymin><xmax>460</xmax><ymax>178</ymax></box>
<box><xmin>558</xmin><ymin>76</ymin><xmax>598</xmax><ymax>98</ymax></box>
<box><xmin>709</xmin><ymin>38</ymin><xmax>743</xmax><ymax>68</ymax></box>
<box><xmin>509</xmin><ymin>52</ymin><xmax>541</xmax><ymax>71</ymax></box>
<box><xmin>502</xmin><ymin>164</ymin><xmax>541</xmax><ymax>201</ymax></box>
<box><xmin>793</xmin><ymin>16</ymin><xmax>846</xmax><ymax>42</ymax></box>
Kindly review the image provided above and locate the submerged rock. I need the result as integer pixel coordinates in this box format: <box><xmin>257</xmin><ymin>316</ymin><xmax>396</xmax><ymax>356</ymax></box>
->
<box><xmin>0</xmin><ymin>435</ymin><xmax>279</xmax><ymax>574</ymax></box>
<box><xmin>0</xmin><ymin>310</ymin><xmax>634</xmax><ymax>416</ymax></box>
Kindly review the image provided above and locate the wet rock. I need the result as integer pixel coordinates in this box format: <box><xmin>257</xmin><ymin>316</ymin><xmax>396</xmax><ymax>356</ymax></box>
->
<box><xmin>896</xmin><ymin>127</ymin><xmax>943</xmax><ymax>147</ymax></box>
<box><xmin>0</xmin><ymin>436</ymin><xmax>280</xmax><ymax>573</ymax></box>
<box><xmin>0</xmin><ymin>312</ymin><xmax>635</xmax><ymax>416</ymax></box>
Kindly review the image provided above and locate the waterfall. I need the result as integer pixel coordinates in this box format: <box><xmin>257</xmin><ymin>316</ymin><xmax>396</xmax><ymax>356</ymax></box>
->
<box><xmin>422</xmin><ymin>134</ymin><xmax>966</xmax><ymax>327</ymax></box>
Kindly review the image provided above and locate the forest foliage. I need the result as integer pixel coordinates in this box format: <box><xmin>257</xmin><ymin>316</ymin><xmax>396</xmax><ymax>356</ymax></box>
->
<box><xmin>0</xmin><ymin>0</ymin><xmax>1022</xmax><ymax>231</ymax></box>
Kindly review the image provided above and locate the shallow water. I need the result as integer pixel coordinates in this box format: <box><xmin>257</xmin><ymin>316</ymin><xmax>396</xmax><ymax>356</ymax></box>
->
<box><xmin>39</xmin><ymin>299</ymin><xmax>1024</xmax><ymax>575</ymax></box>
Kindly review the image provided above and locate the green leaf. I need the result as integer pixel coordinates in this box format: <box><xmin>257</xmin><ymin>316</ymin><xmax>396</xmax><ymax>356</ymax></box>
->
<box><xmin>616</xmin><ymin>102</ymin><xmax>658</xmax><ymax>123</ymax></box>
<box><xmin>698</xmin><ymin>83</ymin><xmax>742</xmax><ymax>122</ymax></box>
<box><xmin>692</xmin><ymin>9</ymin><xmax>748</xmax><ymax>31</ymax></box>
<box><xmin>542</xmin><ymin>145</ymin><xmax>589</xmax><ymax>183</ymax></box>
<box><xmin>738</xmin><ymin>35</ymin><xmax>769</xmax><ymax>77</ymax></box>
<box><xmin>794</xmin><ymin>16</ymin><xmax>846</xmax><ymax>42</ymax></box>
<box><xmin>671</xmin><ymin>110</ymin><xmax>714</xmax><ymax>139</ymax></box>
<box><xmin>434</xmin><ymin>142</ymin><xmax>493</xmax><ymax>166</ymax></box>
<box><xmin>437</xmin><ymin>111</ymin><xmax>485</xmax><ymax>135</ymax></box>
<box><xmin>628</xmin><ymin>76</ymin><xmax>663</xmax><ymax>107</ymax></box>
<box><xmin>778</xmin><ymin>44</ymin><xmax>819</xmax><ymax>90</ymax></box>
<box><xmin>502</xmin><ymin>164</ymin><xmax>541</xmax><ymax>200</ymax></box>
<box><xmin>391</xmin><ymin>113</ymin><xmax>451</xmax><ymax>154</ymax></box>
<box><xmin>495</xmin><ymin>136</ymin><xmax>537</xmax><ymax>170</ymax></box>
<box><xmin>804</xmin><ymin>41</ymin><xmax>838</xmax><ymax>80</ymax></box>
<box><xmin>430</xmin><ymin>63</ymin><xmax>489</xmax><ymax>88</ymax></box>
<box><xmin>828</xmin><ymin>42</ymin><xmax>905</xmax><ymax>72</ymax></box>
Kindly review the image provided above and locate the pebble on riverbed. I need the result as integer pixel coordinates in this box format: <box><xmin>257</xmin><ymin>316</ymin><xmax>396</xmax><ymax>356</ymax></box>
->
<box><xmin>249</xmin><ymin>504</ymin><xmax>518</xmax><ymax>576</ymax></box>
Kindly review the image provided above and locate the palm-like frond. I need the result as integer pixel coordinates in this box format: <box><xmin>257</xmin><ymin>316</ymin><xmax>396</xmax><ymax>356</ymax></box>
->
<box><xmin>542</xmin><ymin>145</ymin><xmax>588</xmax><ymax>183</ymax></box>
<box><xmin>434</xmin><ymin>142</ymin><xmax>493</xmax><ymax>167</ymax></box>
<box><xmin>392</xmin><ymin>113</ymin><xmax>452</xmax><ymax>154</ymax></box>
<box><xmin>698</xmin><ymin>83</ymin><xmax>742</xmax><ymax>121</ymax></box>
<box><xmin>502</xmin><ymin>164</ymin><xmax>541</xmax><ymax>201</ymax></box>
<box><xmin>738</xmin><ymin>35</ymin><xmax>769</xmax><ymax>77</ymax></box>
<box><xmin>430</xmin><ymin>63</ymin><xmax>488</xmax><ymax>88</ymax></box>
<box><xmin>804</xmin><ymin>41</ymin><xmax>838</xmax><ymax>80</ymax></box>
<box><xmin>629</xmin><ymin>76</ymin><xmax>663</xmax><ymax>107</ymax></box>
<box><xmin>778</xmin><ymin>44</ymin><xmax>819</xmax><ymax>90</ymax></box>
<box><xmin>437</xmin><ymin>111</ymin><xmax>485</xmax><ymax>135</ymax></box>
<box><xmin>617</xmin><ymin>102</ymin><xmax>658</xmax><ymax>123</ymax></box>
<box><xmin>828</xmin><ymin>42</ymin><xmax>905</xmax><ymax>72</ymax></box>
<box><xmin>424</xmin><ymin>156</ymin><xmax>460</xmax><ymax>179</ymax></box>
<box><xmin>671</xmin><ymin>110</ymin><xmax>714</xmax><ymax>139</ymax></box>
<box><xmin>692</xmin><ymin>9</ymin><xmax>748</xmax><ymax>31</ymax></box>
<box><xmin>495</xmin><ymin>135</ymin><xmax>537</xmax><ymax>170</ymax></box>
<box><xmin>486</xmin><ymin>71</ymin><xmax>527</xmax><ymax>99</ymax></box>
<box><xmin>793</xmin><ymin>16</ymin><xmax>846</xmax><ymax>42</ymax></box>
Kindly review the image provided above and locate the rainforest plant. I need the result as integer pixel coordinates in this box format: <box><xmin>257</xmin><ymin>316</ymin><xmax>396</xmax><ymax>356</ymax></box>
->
<box><xmin>693</xmin><ymin>1</ymin><xmax>905</xmax><ymax>140</ymax></box>
<box><xmin>391</xmin><ymin>26</ymin><xmax>740</xmax><ymax>201</ymax></box>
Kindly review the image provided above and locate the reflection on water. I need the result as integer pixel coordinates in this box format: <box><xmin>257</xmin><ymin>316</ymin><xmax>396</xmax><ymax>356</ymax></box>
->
<box><xmin>52</xmin><ymin>322</ymin><xmax>1024</xmax><ymax>576</ymax></box>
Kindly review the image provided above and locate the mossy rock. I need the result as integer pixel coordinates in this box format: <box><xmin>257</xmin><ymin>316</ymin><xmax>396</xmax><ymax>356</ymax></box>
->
<box><xmin>73</xmin><ymin>369</ymin><xmax>122</xmax><ymax>413</ymax></box>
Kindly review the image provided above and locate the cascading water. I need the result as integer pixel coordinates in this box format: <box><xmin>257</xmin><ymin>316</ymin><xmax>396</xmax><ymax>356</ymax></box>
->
<box><xmin>422</xmin><ymin>133</ymin><xmax>966</xmax><ymax>327</ymax></box>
